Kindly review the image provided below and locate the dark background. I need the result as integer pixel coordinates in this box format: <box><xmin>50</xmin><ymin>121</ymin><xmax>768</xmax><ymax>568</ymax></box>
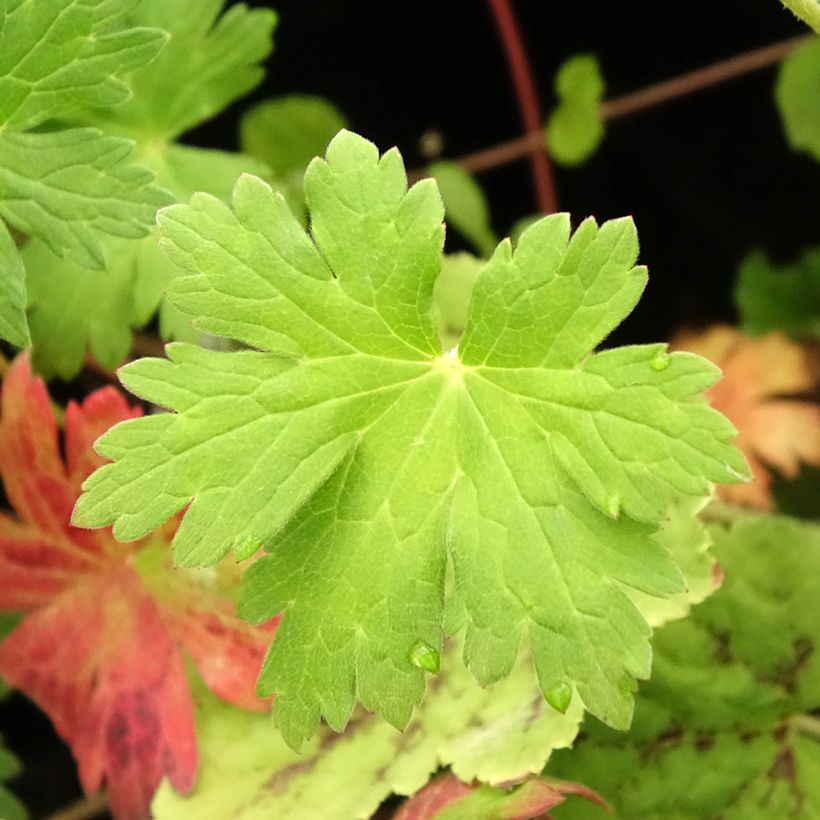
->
<box><xmin>2</xmin><ymin>0</ymin><xmax>816</xmax><ymax>816</ymax></box>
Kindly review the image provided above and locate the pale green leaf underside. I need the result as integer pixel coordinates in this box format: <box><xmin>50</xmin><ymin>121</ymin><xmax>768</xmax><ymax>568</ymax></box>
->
<box><xmin>74</xmin><ymin>130</ymin><xmax>748</xmax><ymax>747</ymax></box>
<box><xmin>153</xmin><ymin>645</ymin><xmax>583</xmax><ymax>820</ymax></box>
<box><xmin>0</xmin><ymin>0</ymin><xmax>166</xmax><ymax>130</ymax></box>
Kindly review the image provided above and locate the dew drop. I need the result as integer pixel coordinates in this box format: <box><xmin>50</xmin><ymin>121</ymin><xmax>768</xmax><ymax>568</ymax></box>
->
<box><xmin>235</xmin><ymin>535</ymin><xmax>263</xmax><ymax>561</ymax></box>
<box><xmin>408</xmin><ymin>640</ymin><xmax>440</xmax><ymax>673</ymax></box>
<box><xmin>650</xmin><ymin>351</ymin><xmax>671</xmax><ymax>371</ymax></box>
<box><xmin>545</xmin><ymin>681</ymin><xmax>573</xmax><ymax>714</ymax></box>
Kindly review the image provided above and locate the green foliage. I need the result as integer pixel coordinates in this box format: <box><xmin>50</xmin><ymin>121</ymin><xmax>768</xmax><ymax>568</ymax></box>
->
<box><xmin>0</xmin><ymin>0</ymin><xmax>169</xmax><ymax>348</ymax></box>
<box><xmin>735</xmin><ymin>248</ymin><xmax>820</xmax><ymax>339</ymax></box>
<box><xmin>549</xmin><ymin>514</ymin><xmax>820</xmax><ymax>819</ymax></box>
<box><xmin>154</xmin><ymin>499</ymin><xmax>716</xmax><ymax>818</ymax></box>
<box><xmin>240</xmin><ymin>94</ymin><xmax>348</xmax><ymax>217</ymax></box>
<box><xmin>776</xmin><ymin>38</ymin><xmax>820</xmax><ymax>162</ymax></box>
<box><xmin>153</xmin><ymin>645</ymin><xmax>584</xmax><ymax>819</ymax></box>
<box><xmin>780</xmin><ymin>0</ymin><xmax>820</xmax><ymax>33</ymax></box>
<box><xmin>429</xmin><ymin>161</ymin><xmax>497</xmax><ymax>256</ymax></box>
<box><xmin>546</xmin><ymin>55</ymin><xmax>606</xmax><ymax>167</ymax></box>
<box><xmin>0</xmin><ymin>745</ymin><xmax>25</xmax><ymax>820</ymax></box>
<box><xmin>75</xmin><ymin>130</ymin><xmax>747</xmax><ymax>749</ymax></box>
<box><xmin>24</xmin><ymin>0</ymin><xmax>275</xmax><ymax>378</ymax></box>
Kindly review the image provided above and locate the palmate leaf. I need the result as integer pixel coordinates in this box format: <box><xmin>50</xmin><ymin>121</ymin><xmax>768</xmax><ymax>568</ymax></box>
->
<box><xmin>74</xmin><ymin>130</ymin><xmax>748</xmax><ymax>748</ymax></box>
<box><xmin>549</xmin><ymin>514</ymin><xmax>820</xmax><ymax>820</ymax></box>
<box><xmin>0</xmin><ymin>0</ymin><xmax>169</xmax><ymax>347</ymax></box>
<box><xmin>24</xmin><ymin>0</ymin><xmax>276</xmax><ymax>377</ymax></box>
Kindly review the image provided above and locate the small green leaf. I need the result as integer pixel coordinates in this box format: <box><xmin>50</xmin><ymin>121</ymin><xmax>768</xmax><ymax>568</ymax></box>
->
<box><xmin>547</xmin><ymin>55</ymin><xmax>606</xmax><ymax>167</ymax></box>
<box><xmin>240</xmin><ymin>94</ymin><xmax>348</xmax><ymax>216</ymax></box>
<box><xmin>430</xmin><ymin>161</ymin><xmax>497</xmax><ymax>257</ymax></box>
<box><xmin>776</xmin><ymin>38</ymin><xmax>820</xmax><ymax>162</ymax></box>
<box><xmin>735</xmin><ymin>247</ymin><xmax>820</xmax><ymax>339</ymax></box>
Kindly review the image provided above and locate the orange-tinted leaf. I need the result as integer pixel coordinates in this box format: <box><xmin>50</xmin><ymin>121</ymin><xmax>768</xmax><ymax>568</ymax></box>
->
<box><xmin>0</xmin><ymin>355</ymin><xmax>273</xmax><ymax>818</ymax></box>
<box><xmin>671</xmin><ymin>325</ymin><xmax>820</xmax><ymax>508</ymax></box>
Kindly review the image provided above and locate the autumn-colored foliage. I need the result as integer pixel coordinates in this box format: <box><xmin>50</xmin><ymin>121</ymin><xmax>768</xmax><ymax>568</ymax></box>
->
<box><xmin>671</xmin><ymin>325</ymin><xmax>820</xmax><ymax>508</ymax></box>
<box><xmin>0</xmin><ymin>355</ymin><xmax>274</xmax><ymax>819</ymax></box>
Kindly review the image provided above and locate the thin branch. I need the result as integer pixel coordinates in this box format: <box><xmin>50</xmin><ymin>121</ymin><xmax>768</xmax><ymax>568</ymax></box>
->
<box><xmin>486</xmin><ymin>0</ymin><xmax>558</xmax><ymax>212</ymax></box>
<box><xmin>444</xmin><ymin>33</ymin><xmax>811</xmax><ymax>177</ymax></box>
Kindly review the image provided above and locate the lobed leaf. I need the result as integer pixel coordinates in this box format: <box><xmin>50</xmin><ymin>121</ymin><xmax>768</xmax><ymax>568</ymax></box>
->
<box><xmin>75</xmin><ymin>130</ymin><xmax>748</xmax><ymax>747</ymax></box>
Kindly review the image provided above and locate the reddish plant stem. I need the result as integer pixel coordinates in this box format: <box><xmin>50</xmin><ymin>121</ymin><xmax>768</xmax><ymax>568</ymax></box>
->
<box><xmin>448</xmin><ymin>33</ymin><xmax>810</xmax><ymax>176</ymax></box>
<box><xmin>487</xmin><ymin>0</ymin><xmax>558</xmax><ymax>213</ymax></box>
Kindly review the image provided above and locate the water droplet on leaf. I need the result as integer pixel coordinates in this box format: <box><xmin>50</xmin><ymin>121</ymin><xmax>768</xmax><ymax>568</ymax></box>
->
<box><xmin>408</xmin><ymin>640</ymin><xmax>440</xmax><ymax>673</ymax></box>
<box><xmin>545</xmin><ymin>681</ymin><xmax>573</xmax><ymax>714</ymax></box>
<box><xmin>650</xmin><ymin>351</ymin><xmax>670</xmax><ymax>371</ymax></box>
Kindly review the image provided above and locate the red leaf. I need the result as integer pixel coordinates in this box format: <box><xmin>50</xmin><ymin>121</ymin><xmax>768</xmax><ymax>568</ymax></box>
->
<box><xmin>0</xmin><ymin>355</ymin><xmax>274</xmax><ymax>818</ymax></box>
<box><xmin>393</xmin><ymin>774</ymin><xmax>472</xmax><ymax>819</ymax></box>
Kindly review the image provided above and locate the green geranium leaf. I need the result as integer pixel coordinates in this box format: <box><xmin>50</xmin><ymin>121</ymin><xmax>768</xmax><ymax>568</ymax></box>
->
<box><xmin>81</xmin><ymin>0</ymin><xmax>277</xmax><ymax>141</ymax></box>
<box><xmin>24</xmin><ymin>0</ymin><xmax>276</xmax><ymax>376</ymax></box>
<box><xmin>240</xmin><ymin>94</ymin><xmax>348</xmax><ymax>216</ymax></box>
<box><xmin>547</xmin><ymin>55</ymin><xmax>606</xmax><ymax>167</ymax></box>
<box><xmin>776</xmin><ymin>38</ymin><xmax>820</xmax><ymax>161</ymax></box>
<box><xmin>153</xmin><ymin>643</ymin><xmax>584</xmax><ymax>819</ymax></box>
<box><xmin>0</xmin><ymin>0</ymin><xmax>169</xmax><ymax>347</ymax></box>
<box><xmin>74</xmin><ymin>130</ymin><xmax>748</xmax><ymax>749</ymax></box>
<box><xmin>735</xmin><ymin>248</ymin><xmax>820</xmax><ymax>340</ymax></box>
<box><xmin>781</xmin><ymin>0</ymin><xmax>820</xmax><ymax>33</ymax></box>
<box><xmin>0</xmin><ymin>0</ymin><xmax>166</xmax><ymax>130</ymax></box>
<box><xmin>429</xmin><ymin>161</ymin><xmax>497</xmax><ymax>257</ymax></box>
<box><xmin>550</xmin><ymin>514</ymin><xmax>820</xmax><ymax>820</ymax></box>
